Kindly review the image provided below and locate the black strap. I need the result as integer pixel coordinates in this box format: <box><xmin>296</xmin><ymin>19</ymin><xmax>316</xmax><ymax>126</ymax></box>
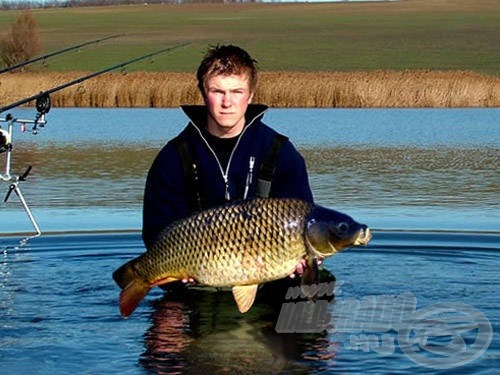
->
<box><xmin>175</xmin><ymin>139</ymin><xmax>202</xmax><ymax>214</ymax></box>
<box><xmin>255</xmin><ymin>134</ymin><xmax>288</xmax><ymax>198</ymax></box>
<box><xmin>175</xmin><ymin>133</ymin><xmax>287</xmax><ymax>211</ymax></box>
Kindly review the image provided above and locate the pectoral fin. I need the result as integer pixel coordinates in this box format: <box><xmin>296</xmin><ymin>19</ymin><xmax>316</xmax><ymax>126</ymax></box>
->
<box><xmin>232</xmin><ymin>284</ymin><xmax>259</xmax><ymax>313</ymax></box>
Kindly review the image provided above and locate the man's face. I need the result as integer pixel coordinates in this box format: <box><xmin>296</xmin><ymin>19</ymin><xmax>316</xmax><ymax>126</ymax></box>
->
<box><xmin>204</xmin><ymin>73</ymin><xmax>253</xmax><ymax>138</ymax></box>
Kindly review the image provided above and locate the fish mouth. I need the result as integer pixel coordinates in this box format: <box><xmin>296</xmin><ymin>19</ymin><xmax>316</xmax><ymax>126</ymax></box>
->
<box><xmin>353</xmin><ymin>227</ymin><xmax>372</xmax><ymax>246</ymax></box>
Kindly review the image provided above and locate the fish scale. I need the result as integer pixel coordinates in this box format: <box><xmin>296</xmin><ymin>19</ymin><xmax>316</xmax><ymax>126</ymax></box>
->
<box><xmin>139</xmin><ymin>198</ymin><xmax>312</xmax><ymax>286</ymax></box>
<box><xmin>113</xmin><ymin>197</ymin><xmax>372</xmax><ymax>317</ymax></box>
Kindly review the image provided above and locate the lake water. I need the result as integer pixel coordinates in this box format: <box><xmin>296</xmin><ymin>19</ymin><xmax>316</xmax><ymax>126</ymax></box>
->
<box><xmin>1</xmin><ymin>108</ymin><xmax>499</xmax><ymax>374</ymax></box>
<box><xmin>2</xmin><ymin>107</ymin><xmax>499</xmax><ymax>233</ymax></box>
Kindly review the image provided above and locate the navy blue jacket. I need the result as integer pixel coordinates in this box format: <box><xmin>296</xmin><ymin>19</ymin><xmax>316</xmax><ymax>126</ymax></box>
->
<box><xmin>142</xmin><ymin>104</ymin><xmax>313</xmax><ymax>248</ymax></box>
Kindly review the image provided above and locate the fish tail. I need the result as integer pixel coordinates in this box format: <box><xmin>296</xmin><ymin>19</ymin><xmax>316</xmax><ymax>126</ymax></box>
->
<box><xmin>112</xmin><ymin>259</ymin><xmax>150</xmax><ymax>317</ymax></box>
<box><xmin>119</xmin><ymin>278</ymin><xmax>151</xmax><ymax>318</ymax></box>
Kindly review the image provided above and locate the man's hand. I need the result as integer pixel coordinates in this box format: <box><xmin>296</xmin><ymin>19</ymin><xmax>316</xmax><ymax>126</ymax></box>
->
<box><xmin>182</xmin><ymin>277</ymin><xmax>196</xmax><ymax>284</ymax></box>
<box><xmin>289</xmin><ymin>258</ymin><xmax>322</xmax><ymax>278</ymax></box>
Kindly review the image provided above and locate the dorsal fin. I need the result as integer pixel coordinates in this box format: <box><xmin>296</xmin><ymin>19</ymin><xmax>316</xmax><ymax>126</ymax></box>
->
<box><xmin>232</xmin><ymin>284</ymin><xmax>259</xmax><ymax>313</ymax></box>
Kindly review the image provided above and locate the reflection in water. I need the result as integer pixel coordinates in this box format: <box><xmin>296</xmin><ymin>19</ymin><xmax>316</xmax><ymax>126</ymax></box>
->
<box><xmin>303</xmin><ymin>146</ymin><xmax>499</xmax><ymax>209</ymax></box>
<box><xmin>140</xmin><ymin>278</ymin><xmax>338</xmax><ymax>374</ymax></box>
<box><xmin>0</xmin><ymin>249</ymin><xmax>15</xmax><ymax>317</ymax></box>
<box><xmin>9</xmin><ymin>144</ymin><xmax>499</xmax><ymax>211</ymax></box>
<box><xmin>1</xmin><ymin>232</ymin><xmax>498</xmax><ymax>374</ymax></box>
<box><xmin>10</xmin><ymin>144</ymin><xmax>156</xmax><ymax>208</ymax></box>
<box><xmin>141</xmin><ymin>300</ymin><xmax>192</xmax><ymax>374</ymax></box>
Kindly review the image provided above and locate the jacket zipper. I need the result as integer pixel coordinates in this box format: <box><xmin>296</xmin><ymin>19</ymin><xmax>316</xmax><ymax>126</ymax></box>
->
<box><xmin>243</xmin><ymin>156</ymin><xmax>255</xmax><ymax>200</ymax></box>
<box><xmin>191</xmin><ymin>108</ymin><xmax>267</xmax><ymax>201</ymax></box>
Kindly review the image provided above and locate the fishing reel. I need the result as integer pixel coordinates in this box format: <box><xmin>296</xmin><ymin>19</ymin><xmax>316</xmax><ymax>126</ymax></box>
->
<box><xmin>0</xmin><ymin>41</ymin><xmax>188</xmax><ymax>243</ymax></box>
<box><xmin>36</xmin><ymin>92</ymin><xmax>51</xmax><ymax>115</ymax></box>
<box><xmin>32</xmin><ymin>92</ymin><xmax>51</xmax><ymax>134</ymax></box>
<box><xmin>0</xmin><ymin>93</ymin><xmax>51</xmax><ymax>241</ymax></box>
<box><xmin>0</xmin><ymin>92</ymin><xmax>50</xmax><ymax>144</ymax></box>
<box><xmin>0</xmin><ymin>127</ymin><xmax>11</xmax><ymax>153</ymax></box>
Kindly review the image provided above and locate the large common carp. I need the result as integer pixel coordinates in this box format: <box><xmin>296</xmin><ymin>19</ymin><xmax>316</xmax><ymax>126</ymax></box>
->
<box><xmin>113</xmin><ymin>198</ymin><xmax>372</xmax><ymax>317</ymax></box>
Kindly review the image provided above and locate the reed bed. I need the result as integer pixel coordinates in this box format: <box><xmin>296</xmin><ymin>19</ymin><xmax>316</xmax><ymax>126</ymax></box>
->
<box><xmin>1</xmin><ymin>70</ymin><xmax>498</xmax><ymax>108</ymax></box>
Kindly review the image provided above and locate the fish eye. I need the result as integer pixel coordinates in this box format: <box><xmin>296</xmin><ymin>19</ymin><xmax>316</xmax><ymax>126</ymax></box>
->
<box><xmin>337</xmin><ymin>222</ymin><xmax>349</xmax><ymax>232</ymax></box>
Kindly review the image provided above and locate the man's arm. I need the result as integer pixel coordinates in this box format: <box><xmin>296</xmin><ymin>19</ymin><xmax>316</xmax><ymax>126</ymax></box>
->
<box><xmin>142</xmin><ymin>144</ymin><xmax>190</xmax><ymax>249</ymax></box>
<box><xmin>270</xmin><ymin>140</ymin><xmax>314</xmax><ymax>202</ymax></box>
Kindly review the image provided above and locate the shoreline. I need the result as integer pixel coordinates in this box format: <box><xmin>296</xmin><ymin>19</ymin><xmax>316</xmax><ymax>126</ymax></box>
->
<box><xmin>1</xmin><ymin>70</ymin><xmax>498</xmax><ymax>109</ymax></box>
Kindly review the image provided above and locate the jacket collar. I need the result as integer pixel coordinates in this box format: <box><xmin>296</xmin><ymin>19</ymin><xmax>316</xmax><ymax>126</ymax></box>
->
<box><xmin>180</xmin><ymin>104</ymin><xmax>268</xmax><ymax>132</ymax></box>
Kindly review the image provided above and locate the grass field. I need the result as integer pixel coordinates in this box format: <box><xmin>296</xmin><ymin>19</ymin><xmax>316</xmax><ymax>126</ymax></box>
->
<box><xmin>0</xmin><ymin>1</ymin><xmax>498</xmax><ymax>108</ymax></box>
<box><xmin>0</xmin><ymin>0</ymin><xmax>498</xmax><ymax>74</ymax></box>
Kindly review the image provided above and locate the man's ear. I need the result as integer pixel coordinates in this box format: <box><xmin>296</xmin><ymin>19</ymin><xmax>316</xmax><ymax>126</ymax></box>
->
<box><xmin>248</xmin><ymin>92</ymin><xmax>254</xmax><ymax>104</ymax></box>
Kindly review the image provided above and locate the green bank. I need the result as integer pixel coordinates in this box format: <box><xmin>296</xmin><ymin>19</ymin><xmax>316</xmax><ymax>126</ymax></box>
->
<box><xmin>0</xmin><ymin>1</ymin><xmax>498</xmax><ymax>75</ymax></box>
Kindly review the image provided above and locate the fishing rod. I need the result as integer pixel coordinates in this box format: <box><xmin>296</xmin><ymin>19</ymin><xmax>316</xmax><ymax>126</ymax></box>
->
<box><xmin>0</xmin><ymin>41</ymin><xmax>190</xmax><ymax>242</ymax></box>
<box><xmin>0</xmin><ymin>34</ymin><xmax>123</xmax><ymax>75</ymax></box>
<box><xmin>0</xmin><ymin>41</ymin><xmax>190</xmax><ymax>115</ymax></box>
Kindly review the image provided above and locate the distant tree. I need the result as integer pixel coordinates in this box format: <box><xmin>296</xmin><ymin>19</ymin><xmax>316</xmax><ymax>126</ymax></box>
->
<box><xmin>0</xmin><ymin>10</ymin><xmax>42</xmax><ymax>70</ymax></box>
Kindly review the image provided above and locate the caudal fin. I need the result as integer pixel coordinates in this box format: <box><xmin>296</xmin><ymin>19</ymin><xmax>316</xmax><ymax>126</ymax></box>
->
<box><xmin>119</xmin><ymin>278</ymin><xmax>151</xmax><ymax>318</ymax></box>
<box><xmin>112</xmin><ymin>259</ymin><xmax>151</xmax><ymax>317</ymax></box>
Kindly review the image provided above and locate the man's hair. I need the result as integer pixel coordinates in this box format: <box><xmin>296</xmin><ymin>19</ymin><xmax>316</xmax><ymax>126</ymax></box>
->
<box><xmin>196</xmin><ymin>44</ymin><xmax>258</xmax><ymax>96</ymax></box>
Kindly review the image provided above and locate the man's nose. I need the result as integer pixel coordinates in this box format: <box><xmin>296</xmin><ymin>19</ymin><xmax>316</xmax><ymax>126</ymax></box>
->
<box><xmin>221</xmin><ymin>92</ymin><xmax>232</xmax><ymax>106</ymax></box>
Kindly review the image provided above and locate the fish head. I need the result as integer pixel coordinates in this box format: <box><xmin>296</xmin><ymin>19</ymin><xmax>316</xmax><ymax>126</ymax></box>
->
<box><xmin>305</xmin><ymin>205</ymin><xmax>372</xmax><ymax>258</ymax></box>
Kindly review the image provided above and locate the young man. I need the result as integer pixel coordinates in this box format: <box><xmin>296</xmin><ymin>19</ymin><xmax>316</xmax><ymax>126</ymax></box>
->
<box><xmin>142</xmin><ymin>45</ymin><xmax>313</xmax><ymax>251</ymax></box>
